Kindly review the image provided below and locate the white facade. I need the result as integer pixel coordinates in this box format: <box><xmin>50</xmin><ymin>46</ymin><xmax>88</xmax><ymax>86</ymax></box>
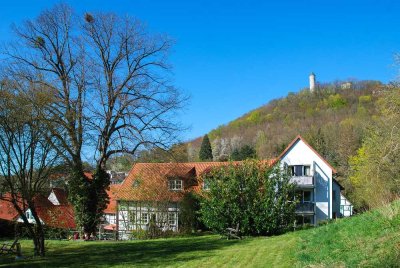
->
<box><xmin>104</xmin><ymin>213</ymin><xmax>116</xmax><ymax>225</ymax></box>
<box><xmin>117</xmin><ymin>201</ymin><xmax>179</xmax><ymax>240</ymax></box>
<box><xmin>280</xmin><ymin>137</ymin><xmax>341</xmax><ymax>225</ymax></box>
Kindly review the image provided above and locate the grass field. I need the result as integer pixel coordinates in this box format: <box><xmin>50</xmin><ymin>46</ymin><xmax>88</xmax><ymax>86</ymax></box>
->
<box><xmin>1</xmin><ymin>202</ymin><xmax>400</xmax><ymax>268</ymax></box>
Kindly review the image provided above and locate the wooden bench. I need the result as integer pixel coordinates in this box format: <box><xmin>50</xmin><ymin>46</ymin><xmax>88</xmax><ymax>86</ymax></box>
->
<box><xmin>1</xmin><ymin>238</ymin><xmax>21</xmax><ymax>257</ymax></box>
<box><xmin>226</xmin><ymin>224</ymin><xmax>240</xmax><ymax>240</ymax></box>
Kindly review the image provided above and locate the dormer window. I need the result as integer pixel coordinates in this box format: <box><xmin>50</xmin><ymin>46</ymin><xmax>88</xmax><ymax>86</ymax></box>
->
<box><xmin>132</xmin><ymin>179</ymin><xmax>141</xmax><ymax>188</ymax></box>
<box><xmin>168</xmin><ymin>179</ymin><xmax>183</xmax><ymax>191</ymax></box>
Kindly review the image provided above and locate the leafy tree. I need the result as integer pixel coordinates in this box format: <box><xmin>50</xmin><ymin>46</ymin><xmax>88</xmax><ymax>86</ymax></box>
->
<box><xmin>179</xmin><ymin>192</ymin><xmax>203</xmax><ymax>233</ymax></box>
<box><xmin>199</xmin><ymin>134</ymin><xmax>213</xmax><ymax>161</ymax></box>
<box><xmin>349</xmin><ymin>87</ymin><xmax>400</xmax><ymax>209</ymax></box>
<box><xmin>200</xmin><ymin>160</ymin><xmax>297</xmax><ymax>236</ymax></box>
<box><xmin>230</xmin><ymin>145</ymin><xmax>257</xmax><ymax>161</ymax></box>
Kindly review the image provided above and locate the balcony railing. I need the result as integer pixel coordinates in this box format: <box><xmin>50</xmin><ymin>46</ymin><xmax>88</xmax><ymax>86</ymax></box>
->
<box><xmin>296</xmin><ymin>202</ymin><xmax>315</xmax><ymax>214</ymax></box>
<box><xmin>290</xmin><ymin>176</ymin><xmax>314</xmax><ymax>187</ymax></box>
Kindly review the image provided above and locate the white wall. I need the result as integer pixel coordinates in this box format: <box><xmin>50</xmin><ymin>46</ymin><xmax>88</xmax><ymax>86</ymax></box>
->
<box><xmin>117</xmin><ymin>202</ymin><xmax>179</xmax><ymax>240</ymax></box>
<box><xmin>280</xmin><ymin>139</ymin><xmax>333</xmax><ymax>224</ymax></box>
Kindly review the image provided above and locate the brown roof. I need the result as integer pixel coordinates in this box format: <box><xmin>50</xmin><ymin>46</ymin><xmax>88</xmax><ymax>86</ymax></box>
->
<box><xmin>115</xmin><ymin>162</ymin><xmax>232</xmax><ymax>202</ymax></box>
<box><xmin>104</xmin><ymin>184</ymin><xmax>120</xmax><ymax>214</ymax></box>
<box><xmin>0</xmin><ymin>193</ymin><xmax>76</xmax><ymax>229</ymax></box>
<box><xmin>33</xmin><ymin>195</ymin><xmax>76</xmax><ymax>229</ymax></box>
<box><xmin>0</xmin><ymin>195</ymin><xmax>20</xmax><ymax>221</ymax></box>
<box><xmin>115</xmin><ymin>161</ymin><xmax>277</xmax><ymax>202</ymax></box>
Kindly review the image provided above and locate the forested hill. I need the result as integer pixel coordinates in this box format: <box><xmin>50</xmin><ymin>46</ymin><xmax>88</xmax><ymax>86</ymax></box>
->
<box><xmin>185</xmin><ymin>80</ymin><xmax>384</xmax><ymax>183</ymax></box>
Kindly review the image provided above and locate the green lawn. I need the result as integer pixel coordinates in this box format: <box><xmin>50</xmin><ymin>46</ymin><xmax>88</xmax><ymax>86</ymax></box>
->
<box><xmin>1</xmin><ymin>202</ymin><xmax>400</xmax><ymax>268</ymax></box>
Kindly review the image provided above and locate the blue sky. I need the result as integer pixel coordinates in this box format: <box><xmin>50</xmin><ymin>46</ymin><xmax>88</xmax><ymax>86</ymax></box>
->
<box><xmin>1</xmin><ymin>0</ymin><xmax>399</xmax><ymax>141</ymax></box>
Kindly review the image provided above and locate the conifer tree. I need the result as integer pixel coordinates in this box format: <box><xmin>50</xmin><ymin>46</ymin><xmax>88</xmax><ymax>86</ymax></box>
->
<box><xmin>199</xmin><ymin>134</ymin><xmax>213</xmax><ymax>161</ymax></box>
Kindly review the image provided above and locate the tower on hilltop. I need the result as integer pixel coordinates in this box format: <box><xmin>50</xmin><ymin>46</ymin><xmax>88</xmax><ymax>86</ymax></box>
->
<box><xmin>309</xmin><ymin>72</ymin><xmax>316</xmax><ymax>92</ymax></box>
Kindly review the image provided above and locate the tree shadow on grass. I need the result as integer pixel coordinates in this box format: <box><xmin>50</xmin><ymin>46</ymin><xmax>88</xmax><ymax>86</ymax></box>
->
<box><xmin>1</xmin><ymin>236</ymin><xmax>251</xmax><ymax>267</ymax></box>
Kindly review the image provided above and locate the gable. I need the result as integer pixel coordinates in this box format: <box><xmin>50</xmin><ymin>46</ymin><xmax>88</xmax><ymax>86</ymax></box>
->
<box><xmin>278</xmin><ymin>136</ymin><xmax>337</xmax><ymax>174</ymax></box>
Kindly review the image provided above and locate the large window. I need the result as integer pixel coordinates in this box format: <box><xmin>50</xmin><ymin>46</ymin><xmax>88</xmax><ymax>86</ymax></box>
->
<box><xmin>290</xmin><ymin>165</ymin><xmax>311</xmax><ymax>176</ymax></box>
<box><xmin>168</xmin><ymin>179</ymin><xmax>183</xmax><ymax>191</ymax></box>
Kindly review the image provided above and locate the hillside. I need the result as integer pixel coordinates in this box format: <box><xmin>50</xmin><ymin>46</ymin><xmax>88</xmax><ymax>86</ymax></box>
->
<box><xmin>184</xmin><ymin>80</ymin><xmax>384</xmax><ymax>186</ymax></box>
<box><xmin>2</xmin><ymin>201</ymin><xmax>399</xmax><ymax>267</ymax></box>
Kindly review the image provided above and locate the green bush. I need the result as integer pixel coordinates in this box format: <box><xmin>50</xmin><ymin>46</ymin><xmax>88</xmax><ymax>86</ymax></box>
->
<box><xmin>199</xmin><ymin>160</ymin><xmax>297</xmax><ymax>236</ymax></box>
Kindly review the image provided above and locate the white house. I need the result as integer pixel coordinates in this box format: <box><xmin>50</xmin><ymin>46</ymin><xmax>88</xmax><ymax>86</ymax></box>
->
<box><xmin>279</xmin><ymin>135</ymin><xmax>347</xmax><ymax>225</ymax></box>
<box><xmin>113</xmin><ymin>135</ymin><xmax>352</xmax><ymax>238</ymax></box>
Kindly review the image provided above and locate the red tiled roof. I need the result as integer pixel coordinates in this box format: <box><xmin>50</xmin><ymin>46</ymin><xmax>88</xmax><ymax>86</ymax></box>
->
<box><xmin>37</xmin><ymin>205</ymin><xmax>76</xmax><ymax>229</ymax></box>
<box><xmin>115</xmin><ymin>161</ymin><xmax>277</xmax><ymax>202</ymax></box>
<box><xmin>0</xmin><ymin>196</ymin><xmax>20</xmax><ymax>221</ymax></box>
<box><xmin>84</xmin><ymin>172</ymin><xmax>93</xmax><ymax>180</ymax></box>
<box><xmin>34</xmin><ymin>195</ymin><xmax>76</xmax><ymax>229</ymax></box>
<box><xmin>104</xmin><ymin>184</ymin><xmax>119</xmax><ymax>214</ymax></box>
<box><xmin>0</xmin><ymin>193</ymin><xmax>76</xmax><ymax>229</ymax></box>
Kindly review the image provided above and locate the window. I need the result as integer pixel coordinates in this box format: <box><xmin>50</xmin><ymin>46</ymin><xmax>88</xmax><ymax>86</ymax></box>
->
<box><xmin>303</xmin><ymin>216</ymin><xmax>312</xmax><ymax>224</ymax></box>
<box><xmin>289</xmin><ymin>165</ymin><xmax>311</xmax><ymax>176</ymax></box>
<box><xmin>139</xmin><ymin>212</ymin><xmax>149</xmax><ymax>224</ymax></box>
<box><xmin>304</xmin><ymin>166</ymin><xmax>311</xmax><ymax>176</ymax></box>
<box><xmin>303</xmin><ymin>191</ymin><xmax>311</xmax><ymax>202</ymax></box>
<box><xmin>168</xmin><ymin>212</ymin><xmax>177</xmax><ymax>226</ymax></box>
<box><xmin>25</xmin><ymin>210</ymin><xmax>33</xmax><ymax>220</ymax></box>
<box><xmin>296</xmin><ymin>215</ymin><xmax>313</xmax><ymax>225</ymax></box>
<box><xmin>168</xmin><ymin>179</ymin><xmax>183</xmax><ymax>191</ymax></box>
<box><xmin>132</xmin><ymin>179</ymin><xmax>141</xmax><ymax>188</ymax></box>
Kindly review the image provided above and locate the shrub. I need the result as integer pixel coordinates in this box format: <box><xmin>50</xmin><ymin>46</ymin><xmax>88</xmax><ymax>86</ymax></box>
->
<box><xmin>199</xmin><ymin>160</ymin><xmax>297</xmax><ymax>236</ymax></box>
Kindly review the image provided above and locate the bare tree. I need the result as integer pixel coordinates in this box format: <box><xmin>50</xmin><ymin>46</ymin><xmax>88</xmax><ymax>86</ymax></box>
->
<box><xmin>0</xmin><ymin>81</ymin><xmax>61</xmax><ymax>256</ymax></box>
<box><xmin>81</xmin><ymin>12</ymin><xmax>186</xmax><ymax>236</ymax></box>
<box><xmin>3</xmin><ymin>4</ymin><xmax>186</xmax><ymax>237</ymax></box>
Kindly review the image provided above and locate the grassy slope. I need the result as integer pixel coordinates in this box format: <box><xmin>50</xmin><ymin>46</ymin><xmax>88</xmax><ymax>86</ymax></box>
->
<box><xmin>297</xmin><ymin>201</ymin><xmax>400</xmax><ymax>267</ymax></box>
<box><xmin>1</xmin><ymin>202</ymin><xmax>399</xmax><ymax>268</ymax></box>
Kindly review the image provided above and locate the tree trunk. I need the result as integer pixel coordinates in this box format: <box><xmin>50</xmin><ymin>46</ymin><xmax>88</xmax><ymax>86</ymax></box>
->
<box><xmin>31</xmin><ymin>213</ymin><xmax>46</xmax><ymax>257</ymax></box>
<box><xmin>32</xmin><ymin>228</ymin><xmax>45</xmax><ymax>257</ymax></box>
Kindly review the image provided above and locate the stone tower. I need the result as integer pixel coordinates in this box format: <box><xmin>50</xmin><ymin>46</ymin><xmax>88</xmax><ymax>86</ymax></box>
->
<box><xmin>309</xmin><ymin>72</ymin><xmax>316</xmax><ymax>92</ymax></box>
